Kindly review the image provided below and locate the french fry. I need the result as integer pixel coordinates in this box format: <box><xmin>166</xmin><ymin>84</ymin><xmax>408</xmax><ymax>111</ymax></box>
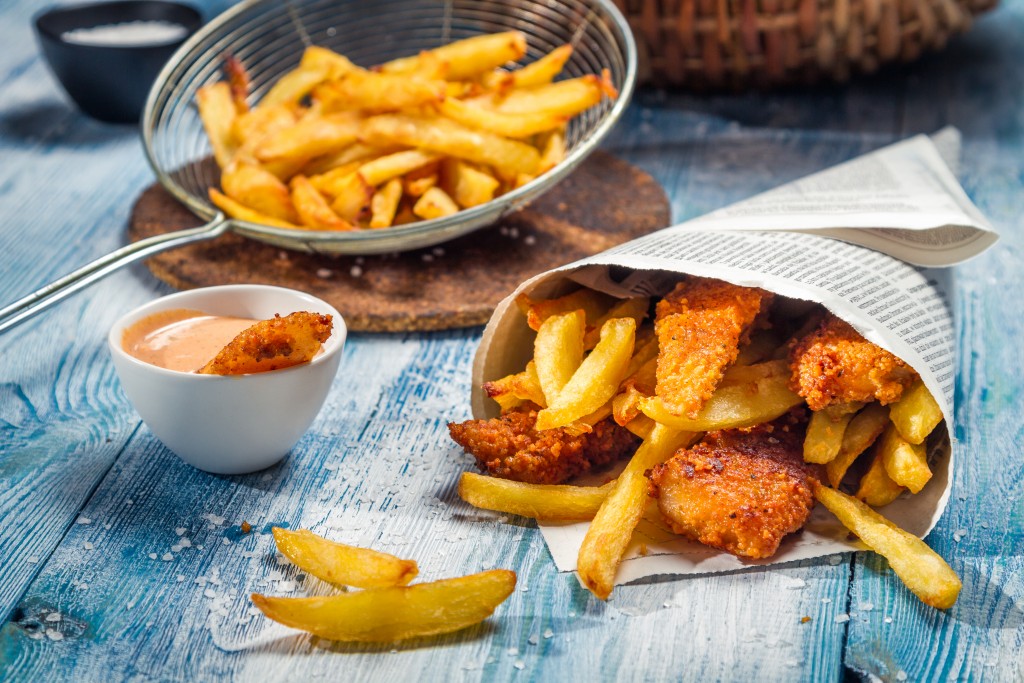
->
<box><xmin>369</xmin><ymin>177</ymin><xmax>403</xmax><ymax>228</ymax></box>
<box><xmin>483</xmin><ymin>45</ymin><xmax>572</xmax><ymax>90</ymax></box>
<box><xmin>380</xmin><ymin>31</ymin><xmax>527</xmax><ymax>81</ymax></box>
<box><xmin>208</xmin><ymin>188</ymin><xmax>300</xmax><ymax>229</ymax></box>
<box><xmin>803</xmin><ymin>403</ymin><xmax>864</xmax><ymax>465</ymax></box>
<box><xmin>439</xmin><ymin>97</ymin><xmax>568</xmax><ymax>139</ymax></box>
<box><xmin>271</xmin><ymin>528</ymin><xmax>417</xmax><ymax>588</ymax></box>
<box><xmin>537</xmin><ymin>128</ymin><xmax>566</xmax><ymax>174</ymax></box>
<box><xmin>290</xmin><ymin>175</ymin><xmax>354</xmax><ymax>230</ymax></box>
<box><xmin>361</xmin><ymin>114</ymin><xmax>541</xmax><ymax>176</ymax></box>
<box><xmin>412</xmin><ymin>186</ymin><xmax>459</xmax><ymax>220</ymax></box>
<box><xmin>196</xmin><ymin>82</ymin><xmax>238</xmax><ymax>168</ymax></box>
<box><xmin>878</xmin><ymin>423</ymin><xmax>933</xmax><ymax>493</ymax></box>
<box><xmin>255</xmin><ymin>111</ymin><xmax>363</xmax><ymax>163</ymax></box>
<box><xmin>309</xmin><ymin>161</ymin><xmax>364</xmax><ymax>197</ymax></box>
<box><xmin>855</xmin><ymin>447</ymin><xmax>905</xmax><ymax>507</ymax></box>
<box><xmin>889</xmin><ymin>379</ymin><xmax>944</xmax><ymax>445</ymax></box>
<box><xmin>515</xmin><ymin>289</ymin><xmax>615</xmax><ymax>331</ymax></box>
<box><xmin>318</xmin><ymin>70</ymin><xmax>446</xmax><ymax>112</ymax></box>
<box><xmin>441</xmin><ymin>159</ymin><xmax>500</xmax><ymax>208</ymax></box>
<box><xmin>300</xmin><ymin>45</ymin><xmax>359</xmax><ymax>79</ymax></box>
<box><xmin>813</xmin><ymin>483</ymin><xmax>961</xmax><ymax>609</ymax></box>
<box><xmin>458</xmin><ymin>472</ymin><xmax>612</xmax><ymax>520</ymax></box>
<box><xmin>220</xmin><ymin>162</ymin><xmax>298</xmax><ymax>223</ymax></box>
<box><xmin>232</xmin><ymin>103</ymin><xmax>296</xmax><ymax>149</ymax></box>
<box><xmin>261</xmin><ymin>65</ymin><xmax>332</xmax><ymax>107</ymax></box>
<box><xmin>483</xmin><ymin>360</ymin><xmax>546</xmax><ymax>411</ymax></box>
<box><xmin>328</xmin><ymin>172</ymin><xmax>374</xmax><ymax>222</ymax></box>
<box><xmin>826</xmin><ymin>402</ymin><xmax>890</xmax><ymax>488</ymax></box>
<box><xmin>358</xmin><ymin>150</ymin><xmax>440</xmax><ymax>186</ymax></box>
<box><xmin>577</xmin><ymin>423</ymin><xmax>697</xmax><ymax>600</ymax></box>
<box><xmin>583</xmin><ymin>297</ymin><xmax>649</xmax><ymax>349</ymax></box>
<box><xmin>640</xmin><ymin>360</ymin><xmax>803</xmax><ymax>432</ymax></box>
<box><xmin>489</xmin><ymin>74</ymin><xmax>615</xmax><ymax>116</ymax></box>
<box><xmin>535</xmin><ymin>317</ymin><xmax>636</xmax><ymax>431</ymax></box>
<box><xmin>251</xmin><ymin>569</ymin><xmax>516</xmax><ymax>642</ymax></box>
<box><xmin>533</xmin><ymin>309</ymin><xmax>586</xmax><ymax>405</ymax></box>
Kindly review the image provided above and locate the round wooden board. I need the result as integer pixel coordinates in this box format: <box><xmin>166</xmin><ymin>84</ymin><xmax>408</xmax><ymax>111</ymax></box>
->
<box><xmin>128</xmin><ymin>151</ymin><xmax>670</xmax><ymax>332</ymax></box>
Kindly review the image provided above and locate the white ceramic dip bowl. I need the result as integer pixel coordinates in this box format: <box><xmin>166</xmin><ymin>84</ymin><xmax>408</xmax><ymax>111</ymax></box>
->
<box><xmin>108</xmin><ymin>285</ymin><xmax>345</xmax><ymax>474</ymax></box>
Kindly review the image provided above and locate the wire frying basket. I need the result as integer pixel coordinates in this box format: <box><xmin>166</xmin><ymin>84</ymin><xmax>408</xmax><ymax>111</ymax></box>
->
<box><xmin>1</xmin><ymin>0</ymin><xmax>636</xmax><ymax>333</ymax></box>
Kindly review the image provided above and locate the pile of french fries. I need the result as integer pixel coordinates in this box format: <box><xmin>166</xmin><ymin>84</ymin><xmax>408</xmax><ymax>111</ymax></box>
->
<box><xmin>195</xmin><ymin>32</ymin><xmax>615</xmax><ymax>231</ymax></box>
<box><xmin>250</xmin><ymin>527</ymin><xmax>515</xmax><ymax>641</ymax></box>
<box><xmin>460</xmin><ymin>285</ymin><xmax>960</xmax><ymax>609</ymax></box>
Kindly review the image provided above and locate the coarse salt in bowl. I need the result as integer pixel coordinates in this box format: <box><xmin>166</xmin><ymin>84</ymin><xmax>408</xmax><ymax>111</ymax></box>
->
<box><xmin>108</xmin><ymin>285</ymin><xmax>346</xmax><ymax>474</ymax></box>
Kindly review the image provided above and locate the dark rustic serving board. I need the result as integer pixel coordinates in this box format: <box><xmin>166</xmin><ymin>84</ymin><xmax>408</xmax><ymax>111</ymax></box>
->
<box><xmin>128</xmin><ymin>151</ymin><xmax>670</xmax><ymax>332</ymax></box>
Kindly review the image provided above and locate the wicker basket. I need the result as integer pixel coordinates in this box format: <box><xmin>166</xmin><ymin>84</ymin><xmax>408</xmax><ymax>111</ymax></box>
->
<box><xmin>613</xmin><ymin>0</ymin><xmax>998</xmax><ymax>88</ymax></box>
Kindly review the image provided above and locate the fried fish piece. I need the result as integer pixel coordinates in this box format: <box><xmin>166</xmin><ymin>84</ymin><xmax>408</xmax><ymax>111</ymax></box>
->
<box><xmin>789</xmin><ymin>313</ymin><xmax>917</xmax><ymax>411</ymax></box>
<box><xmin>654</xmin><ymin>277</ymin><xmax>773</xmax><ymax>419</ymax></box>
<box><xmin>647</xmin><ymin>412</ymin><xmax>818</xmax><ymax>559</ymax></box>
<box><xmin>199</xmin><ymin>311</ymin><xmax>333</xmax><ymax>375</ymax></box>
<box><xmin>447</xmin><ymin>405</ymin><xmax>640</xmax><ymax>485</ymax></box>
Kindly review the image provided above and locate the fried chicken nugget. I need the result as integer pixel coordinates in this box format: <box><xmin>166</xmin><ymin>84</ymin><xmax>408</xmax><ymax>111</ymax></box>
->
<box><xmin>654</xmin><ymin>277</ymin><xmax>773</xmax><ymax>418</ymax></box>
<box><xmin>789</xmin><ymin>313</ymin><xmax>917</xmax><ymax>411</ymax></box>
<box><xmin>647</xmin><ymin>412</ymin><xmax>818</xmax><ymax>559</ymax></box>
<box><xmin>199</xmin><ymin>311</ymin><xmax>333</xmax><ymax>375</ymax></box>
<box><xmin>447</xmin><ymin>405</ymin><xmax>640</xmax><ymax>485</ymax></box>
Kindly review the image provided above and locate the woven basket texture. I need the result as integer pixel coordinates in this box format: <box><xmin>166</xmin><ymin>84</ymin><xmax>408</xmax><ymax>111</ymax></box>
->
<box><xmin>613</xmin><ymin>0</ymin><xmax>998</xmax><ymax>88</ymax></box>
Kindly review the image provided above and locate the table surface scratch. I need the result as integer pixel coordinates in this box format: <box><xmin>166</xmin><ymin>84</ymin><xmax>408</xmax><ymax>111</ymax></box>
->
<box><xmin>1</xmin><ymin>0</ymin><xmax>1022</xmax><ymax>681</ymax></box>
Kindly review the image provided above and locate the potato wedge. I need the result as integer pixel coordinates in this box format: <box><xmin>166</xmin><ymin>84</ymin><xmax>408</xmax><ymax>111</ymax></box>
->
<box><xmin>804</xmin><ymin>403</ymin><xmax>864</xmax><ymax>465</ymax></box>
<box><xmin>889</xmin><ymin>379</ymin><xmax>944</xmax><ymax>445</ymax></box>
<box><xmin>458</xmin><ymin>472</ymin><xmax>611</xmax><ymax>520</ymax></box>
<box><xmin>535</xmin><ymin>317</ymin><xmax>636</xmax><ymax>431</ymax></box>
<box><xmin>251</xmin><ymin>569</ymin><xmax>516</xmax><ymax>642</ymax></box>
<box><xmin>577</xmin><ymin>423</ymin><xmax>697</xmax><ymax>600</ymax></box>
<box><xmin>533</xmin><ymin>309</ymin><xmax>586</xmax><ymax>406</ymax></box>
<box><xmin>878</xmin><ymin>423</ymin><xmax>932</xmax><ymax>493</ymax></box>
<box><xmin>826</xmin><ymin>402</ymin><xmax>890</xmax><ymax>488</ymax></box>
<box><xmin>813</xmin><ymin>483</ymin><xmax>961</xmax><ymax>609</ymax></box>
<box><xmin>272</xmin><ymin>527</ymin><xmax>417</xmax><ymax>588</ymax></box>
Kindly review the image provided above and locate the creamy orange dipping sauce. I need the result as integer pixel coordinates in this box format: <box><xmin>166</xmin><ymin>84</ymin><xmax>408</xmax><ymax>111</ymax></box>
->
<box><xmin>122</xmin><ymin>309</ymin><xmax>256</xmax><ymax>372</ymax></box>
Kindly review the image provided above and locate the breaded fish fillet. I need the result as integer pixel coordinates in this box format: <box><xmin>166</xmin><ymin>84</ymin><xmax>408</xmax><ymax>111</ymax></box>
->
<box><xmin>647</xmin><ymin>413</ymin><xmax>818</xmax><ymax>559</ymax></box>
<box><xmin>448</xmin><ymin>406</ymin><xmax>640</xmax><ymax>485</ymax></box>
<box><xmin>654</xmin><ymin>277</ymin><xmax>773</xmax><ymax>418</ymax></box>
<box><xmin>789</xmin><ymin>313</ymin><xmax>917</xmax><ymax>411</ymax></box>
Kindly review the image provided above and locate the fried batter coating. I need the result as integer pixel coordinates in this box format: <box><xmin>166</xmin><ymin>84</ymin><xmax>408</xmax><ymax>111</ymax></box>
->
<box><xmin>199</xmin><ymin>311</ymin><xmax>333</xmax><ymax>375</ymax></box>
<box><xmin>447</xmin><ymin>406</ymin><xmax>640</xmax><ymax>485</ymax></box>
<box><xmin>647</xmin><ymin>413</ymin><xmax>819</xmax><ymax>559</ymax></box>
<box><xmin>789</xmin><ymin>313</ymin><xmax>917</xmax><ymax>411</ymax></box>
<box><xmin>654</xmin><ymin>277</ymin><xmax>773</xmax><ymax>418</ymax></box>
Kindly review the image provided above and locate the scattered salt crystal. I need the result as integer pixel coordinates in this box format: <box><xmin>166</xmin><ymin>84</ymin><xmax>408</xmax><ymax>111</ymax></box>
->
<box><xmin>834</xmin><ymin>614</ymin><xmax>850</xmax><ymax>623</ymax></box>
<box><xmin>507</xmin><ymin>647</ymin><xmax>519</xmax><ymax>656</ymax></box>
<box><xmin>84</xmin><ymin>542</ymin><xmax>94</xmax><ymax>550</ymax></box>
<box><xmin>45</xmin><ymin>612</ymin><xmax>61</xmax><ymax>623</ymax></box>
<box><xmin>821</xmin><ymin>598</ymin><xmax>832</xmax><ymax>604</ymax></box>
<box><xmin>829</xmin><ymin>555</ymin><xmax>843</xmax><ymax>566</ymax></box>
<box><xmin>884</xmin><ymin>616</ymin><xmax>893</xmax><ymax>624</ymax></box>
<box><xmin>126</xmin><ymin>499</ymin><xmax>133</xmax><ymax>505</ymax></box>
<box><xmin>261</xmin><ymin>473</ymin><xmax>273</xmax><ymax>481</ymax></box>
<box><xmin>785</xmin><ymin>659</ymin><xmax>800</xmax><ymax>668</ymax></box>
<box><xmin>500</xmin><ymin>227</ymin><xmax>509</xmax><ymax>236</ymax></box>
<box><xmin>350</xmin><ymin>265</ymin><xmax>363</xmax><ymax>278</ymax></box>
<box><xmin>78</xmin><ymin>583</ymin><xmax>89</xmax><ymax>591</ymax></box>
<box><xmin>277</xmin><ymin>581</ymin><xmax>296</xmax><ymax>593</ymax></box>
<box><xmin>895</xmin><ymin>671</ymin><xmax>908</xmax><ymax>681</ymax></box>
<box><xmin>179</xmin><ymin>538</ymin><xmax>192</xmax><ymax>548</ymax></box>
<box><xmin>528</xmin><ymin>634</ymin><xmax>539</xmax><ymax>646</ymax></box>
<box><xmin>175</xmin><ymin>528</ymin><xmax>187</xmax><ymax>536</ymax></box>
<box><xmin>355</xmin><ymin>256</ymin><xmax>365</xmax><ymax>264</ymax></box>
<box><xmin>45</xmin><ymin>629</ymin><xmax>64</xmax><ymax>641</ymax></box>
<box><xmin>28</xmin><ymin>631</ymin><xmax>44</xmax><ymax>640</ymax></box>
<box><xmin>859</xmin><ymin>602</ymin><xmax>874</xmax><ymax>612</ymax></box>
<box><xmin>148</xmin><ymin>553</ymin><xmax>158</xmax><ymax>560</ymax></box>
<box><xmin>204</xmin><ymin>513</ymin><xmax>226</xmax><ymax>526</ymax></box>
<box><xmin>316</xmin><ymin>268</ymin><xmax>333</xmax><ymax>279</ymax></box>
<box><xmin>171</xmin><ymin>545</ymin><xmax>182</xmax><ymax>553</ymax></box>
<box><xmin>204</xmin><ymin>589</ymin><xmax>217</xmax><ymax>599</ymax></box>
<box><xmin>162</xmin><ymin>553</ymin><xmax>174</xmax><ymax>561</ymax></box>
<box><xmin>543</xmin><ymin>628</ymin><xmax>553</xmax><ymax>639</ymax></box>
<box><xmin>784</xmin><ymin>578</ymin><xmax>806</xmax><ymax>590</ymax></box>
<box><xmin>27</xmin><ymin>556</ymin><xmax>39</xmax><ymax>564</ymax></box>
<box><xmin>568</xmin><ymin>611</ymin><xmax>576</xmax><ymax>617</ymax></box>
<box><xmin>513</xmin><ymin>661</ymin><xmax>525</xmax><ymax>670</ymax></box>
<box><xmin>196</xmin><ymin>545</ymin><xmax>204</xmax><ymax>550</ymax></box>
<box><xmin>524</xmin><ymin>235</ymin><xmax>536</xmax><ymax>246</ymax></box>
<box><xmin>432</xmin><ymin>247</ymin><xmax>444</xmax><ymax>256</ymax></box>
<box><xmin>195</xmin><ymin>576</ymin><xmax>208</xmax><ymax>586</ymax></box>
<box><xmin>421</xmin><ymin>254</ymin><xmax>434</xmax><ymax>263</ymax></box>
<box><xmin>77</xmin><ymin>517</ymin><xmax>92</xmax><ymax>525</ymax></box>
<box><xmin>248</xmin><ymin>606</ymin><xmax>262</xmax><ymax>616</ymax></box>
<box><xmin>176</xmin><ymin>575</ymin><xmax>185</xmax><ymax>583</ymax></box>
<box><xmin>103</xmin><ymin>524</ymin><xmax>111</xmax><ymax>530</ymax></box>
<box><xmin>222</xmin><ymin>538</ymin><xmax>232</xmax><ymax>546</ymax></box>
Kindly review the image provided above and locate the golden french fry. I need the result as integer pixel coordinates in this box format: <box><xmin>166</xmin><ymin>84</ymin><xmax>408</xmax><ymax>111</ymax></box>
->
<box><xmin>640</xmin><ymin>360</ymin><xmax>803</xmax><ymax>432</ymax></box>
<box><xmin>826</xmin><ymin>402</ymin><xmax>890</xmax><ymax>488</ymax></box>
<box><xmin>412</xmin><ymin>186</ymin><xmax>458</xmax><ymax>220</ymax></box>
<box><xmin>232</xmin><ymin>103</ymin><xmax>296</xmax><ymax>148</ymax></box>
<box><xmin>878</xmin><ymin>424</ymin><xmax>932</xmax><ymax>493</ymax></box>
<box><xmin>361</xmin><ymin>114</ymin><xmax>540</xmax><ymax>176</ymax></box>
<box><xmin>855</xmin><ymin>447</ymin><xmax>906</xmax><ymax>507</ymax></box>
<box><xmin>515</xmin><ymin>289</ymin><xmax>615</xmax><ymax>332</ymax></box>
<box><xmin>813</xmin><ymin>483</ymin><xmax>961</xmax><ymax>609</ymax></box>
<box><xmin>623</xmin><ymin>331</ymin><xmax>659</xmax><ymax>379</ymax></box>
<box><xmin>196</xmin><ymin>82</ymin><xmax>238</xmax><ymax>168</ymax></box>
<box><xmin>441</xmin><ymin>159</ymin><xmax>500</xmax><ymax>208</ymax></box>
<box><xmin>483</xmin><ymin>44</ymin><xmax>572</xmax><ymax>90</ymax></box>
<box><xmin>491</xmin><ymin>74</ymin><xmax>615</xmax><ymax>116</ymax></box>
<box><xmin>612</xmin><ymin>382</ymin><xmax>647</xmax><ymax>426</ymax></box>
<box><xmin>290</xmin><ymin>175</ymin><xmax>354</xmax><ymax>230</ymax></box>
<box><xmin>261</xmin><ymin>65</ymin><xmax>331</xmax><ymax>107</ymax></box>
<box><xmin>889</xmin><ymin>379</ymin><xmax>944</xmax><ymax>445</ymax></box>
<box><xmin>577</xmin><ymin>423</ymin><xmax>697</xmax><ymax>600</ymax></box>
<box><xmin>318</xmin><ymin>70</ymin><xmax>446</xmax><ymax>113</ymax></box>
<box><xmin>537</xmin><ymin>128</ymin><xmax>565</xmax><ymax>174</ymax></box>
<box><xmin>303</xmin><ymin>143</ymin><xmax>399</xmax><ymax>176</ymax></box>
<box><xmin>623</xmin><ymin>413</ymin><xmax>657</xmax><ymax>440</ymax></box>
<box><xmin>369</xmin><ymin>177</ymin><xmax>403</xmax><ymax>228</ymax></box>
<box><xmin>458</xmin><ymin>472</ymin><xmax>612</xmax><ymax>520</ymax></box>
<box><xmin>300</xmin><ymin>45</ymin><xmax>359</xmax><ymax>78</ymax></box>
<box><xmin>358</xmin><ymin>150</ymin><xmax>440</xmax><ymax>186</ymax></box>
<box><xmin>220</xmin><ymin>162</ymin><xmax>298</xmax><ymax>223</ymax></box>
<box><xmin>583</xmin><ymin>297</ymin><xmax>649</xmax><ymax>349</ymax></box>
<box><xmin>380</xmin><ymin>31</ymin><xmax>527</xmax><ymax>81</ymax></box>
<box><xmin>309</xmin><ymin>161</ymin><xmax>364</xmax><ymax>197</ymax></box>
<box><xmin>208</xmin><ymin>188</ymin><xmax>299</xmax><ymax>229</ymax></box>
<box><xmin>404</xmin><ymin>172</ymin><xmax>438</xmax><ymax>198</ymax></box>
<box><xmin>251</xmin><ymin>569</ymin><xmax>516</xmax><ymax>642</ymax></box>
<box><xmin>255</xmin><ymin>112</ymin><xmax>363</xmax><ymax>163</ymax></box>
<box><xmin>533</xmin><ymin>309</ymin><xmax>586</xmax><ymax>405</ymax></box>
<box><xmin>483</xmin><ymin>360</ymin><xmax>546</xmax><ymax>411</ymax></box>
<box><xmin>804</xmin><ymin>403</ymin><xmax>864</xmax><ymax>464</ymax></box>
<box><xmin>328</xmin><ymin>172</ymin><xmax>374</xmax><ymax>222</ymax></box>
<box><xmin>535</xmin><ymin>318</ymin><xmax>636</xmax><ymax>431</ymax></box>
<box><xmin>439</xmin><ymin>97</ymin><xmax>568</xmax><ymax>139</ymax></box>
<box><xmin>272</xmin><ymin>527</ymin><xmax>417</xmax><ymax>588</ymax></box>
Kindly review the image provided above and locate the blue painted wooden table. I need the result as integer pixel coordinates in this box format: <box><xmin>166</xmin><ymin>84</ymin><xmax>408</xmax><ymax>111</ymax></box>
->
<box><xmin>1</xmin><ymin>0</ymin><xmax>1022</xmax><ymax>680</ymax></box>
